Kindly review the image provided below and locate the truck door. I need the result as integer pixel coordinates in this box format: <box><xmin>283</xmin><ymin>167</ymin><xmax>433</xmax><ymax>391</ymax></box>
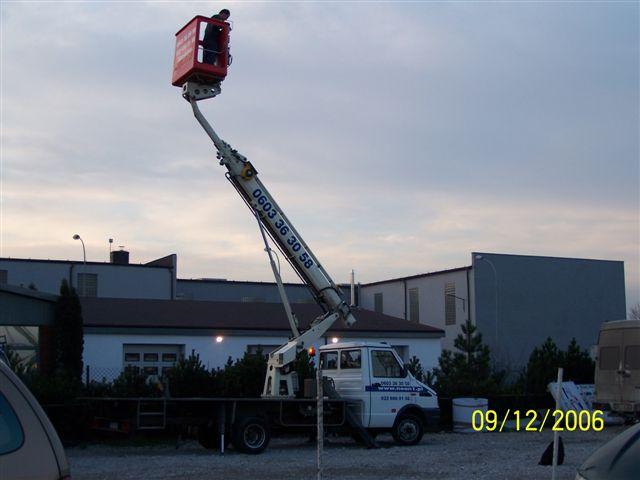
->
<box><xmin>621</xmin><ymin>331</ymin><xmax>640</xmax><ymax>408</ymax></box>
<box><xmin>368</xmin><ymin>349</ymin><xmax>413</xmax><ymax>428</ymax></box>
<box><xmin>326</xmin><ymin>348</ymin><xmax>369</xmax><ymax>426</ymax></box>
<box><xmin>596</xmin><ymin>329</ymin><xmax>623</xmax><ymax>405</ymax></box>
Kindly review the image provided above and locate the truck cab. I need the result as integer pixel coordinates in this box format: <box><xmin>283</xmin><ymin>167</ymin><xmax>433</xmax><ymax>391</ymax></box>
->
<box><xmin>319</xmin><ymin>341</ymin><xmax>438</xmax><ymax>444</ymax></box>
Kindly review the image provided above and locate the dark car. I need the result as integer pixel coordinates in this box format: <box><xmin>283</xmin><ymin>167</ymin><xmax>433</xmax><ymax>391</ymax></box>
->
<box><xmin>0</xmin><ymin>359</ymin><xmax>70</xmax><ymax>479</ymax></box>
<box><xmin>576</xmin><ymin>423</ymin><xmax>640</xmax><ymax>480</ymax></box>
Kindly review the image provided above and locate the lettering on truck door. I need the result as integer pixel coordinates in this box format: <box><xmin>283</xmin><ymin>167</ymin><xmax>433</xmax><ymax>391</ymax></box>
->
<box><xmin>368</xmin><ymin>349</ymin><xmax>412</xmax><ymax>428</ymax></box>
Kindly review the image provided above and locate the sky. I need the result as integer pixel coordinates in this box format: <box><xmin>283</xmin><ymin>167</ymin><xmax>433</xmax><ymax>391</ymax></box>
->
<box><xmin>1</xmin><ymin>1</ymin><xmax>638</xmax><ymax>310</ymax></box>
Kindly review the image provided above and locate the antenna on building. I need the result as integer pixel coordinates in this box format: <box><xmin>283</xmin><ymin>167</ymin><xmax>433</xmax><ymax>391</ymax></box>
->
<box><xmin>350</xmin><ymin>269</ymin><xmax>356</xmax><ymax>307</ymax></box>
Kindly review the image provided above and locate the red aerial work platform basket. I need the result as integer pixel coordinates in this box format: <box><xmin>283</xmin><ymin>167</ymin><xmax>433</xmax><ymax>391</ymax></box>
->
<box><xmin>172</xmin><ymin>15</ymin><xmax>230</xmax><ymax>87</ymax></box>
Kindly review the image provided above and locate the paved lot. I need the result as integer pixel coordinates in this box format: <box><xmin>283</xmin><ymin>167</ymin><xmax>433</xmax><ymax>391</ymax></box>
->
<box><xmin>67</xmin><ymin>427</ymin><xmax>624</xmax><ymax>480</ymax></box>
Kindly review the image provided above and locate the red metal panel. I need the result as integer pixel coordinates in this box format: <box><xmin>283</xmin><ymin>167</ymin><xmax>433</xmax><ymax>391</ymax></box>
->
<box><xmin>171</xmin><ymin>16</ymin><xmax>230</xmax><ymax>87</ymax></box>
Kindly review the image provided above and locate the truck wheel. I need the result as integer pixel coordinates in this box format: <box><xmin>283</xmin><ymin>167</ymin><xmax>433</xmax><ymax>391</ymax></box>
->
<box><xmin>232</xmin><ymin>417</ymin><xmax>270</xmax><ymax>454</ymax></box>
<box><xmin>392</xmin><ymin>414</ymin><xmax>424</xmax><ymax>446</ymax></box>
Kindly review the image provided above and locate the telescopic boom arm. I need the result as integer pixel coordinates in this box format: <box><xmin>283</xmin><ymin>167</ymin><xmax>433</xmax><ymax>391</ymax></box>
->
<box><xmin>183</xmin><ymin>82</ymin><xmax>356</xmax><ymax>397</ymax></box>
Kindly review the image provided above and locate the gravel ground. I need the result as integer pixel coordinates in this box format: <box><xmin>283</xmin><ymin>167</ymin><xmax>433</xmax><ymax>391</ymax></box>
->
<box><xmin>67</xmin><ymin>427</ymin><xmax>624</xmax><ymax>480</ymax></box>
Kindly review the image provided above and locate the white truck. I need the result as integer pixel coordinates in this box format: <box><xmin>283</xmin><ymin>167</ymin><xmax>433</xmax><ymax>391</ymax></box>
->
<box><xmin>319</xmin><ymin>342</ymin><xmax>438</xmax><ymax>444</ymax></box>
<box><xmin>173</xmin><ymin>20</ymin><xmax>439</xmax><ymax>452</ymax></box>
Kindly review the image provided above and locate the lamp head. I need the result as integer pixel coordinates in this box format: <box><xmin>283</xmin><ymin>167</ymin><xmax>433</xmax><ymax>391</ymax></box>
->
<box><xmin>73</xmin><ymin>234</ymin><xmax>81</xmax><ymax>240</ymax></box>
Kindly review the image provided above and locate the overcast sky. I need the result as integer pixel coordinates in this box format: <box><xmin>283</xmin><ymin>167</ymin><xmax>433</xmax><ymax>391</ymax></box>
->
<box><xmin>1</xmin><ymin>1</ymin><xmax>638</xmax><ymax>309</ymax></box>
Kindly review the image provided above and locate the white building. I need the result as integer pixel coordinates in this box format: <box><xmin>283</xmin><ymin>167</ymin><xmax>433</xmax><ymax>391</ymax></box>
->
<box><xmin>360</xmin><ymin>266</ymin><xmax>472</xmax><ymax>352</ymax></box>
<box><xmin>81</xmin><ymin>298</ymin><xmax>444</xmax><ymax>382</ymax></box>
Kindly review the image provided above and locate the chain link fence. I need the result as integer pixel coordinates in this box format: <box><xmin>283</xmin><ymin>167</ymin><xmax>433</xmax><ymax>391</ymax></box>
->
<box><xmin>84</xmin><ymin>365</ymin><xmax>123</xmax><ymax>385</ymax></box>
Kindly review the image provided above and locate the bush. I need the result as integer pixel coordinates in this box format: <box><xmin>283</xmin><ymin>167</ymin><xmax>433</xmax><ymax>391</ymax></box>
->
<box><xmin>214</xmin><ymin>351</ymin><xmax>268</xmax><ymax>397</ymax></box>
<box><xmin>405</xmin><ymin>355</ymin><xmax>435</xmax><ymax>387</ymax></box>
<box><xmin>165</xmin><ymin>352</ymin><xmax>215</xmax><ymax>397</ymax></box>
<box><xmin>24</xmin><ymin>371</ymin><xmax>82</xmax><ymax>405</ymax></box>
<box><xmin>111</xmin><ymin>366</ymin><xmax>160</xmax><ymax>397</ymax></box>
<box><xmin>523</xmin><ymin>337</ymin><xmax>594</xmax><ymax>395</ymax></box>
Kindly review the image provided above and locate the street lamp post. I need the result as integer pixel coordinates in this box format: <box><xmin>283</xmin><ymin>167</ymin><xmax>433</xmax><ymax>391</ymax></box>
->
<box><xmin>73</xmin><ymin>234</ymin><xmax>86</xmax><ymax>295</ymax></box>
<box><xmin>475</xmin><ymin>255</ymin><xmax>498</xmax><ymax>348</ymax></box>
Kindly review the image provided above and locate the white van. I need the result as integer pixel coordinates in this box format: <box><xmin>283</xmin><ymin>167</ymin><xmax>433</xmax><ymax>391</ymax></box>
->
<box><xmin>0</xmin><ymin>359</ymin><xmax>70</xmax><ymax>479</ymax></box>
<box><xmin>594</xmin><ymin>319</ymin><xmax>640</xmax><ymax>418</ymax></box>
<box><xmin>318</xmin><ymin>341</ymin><xmax>439</xmax><ymax>444</ymax></box>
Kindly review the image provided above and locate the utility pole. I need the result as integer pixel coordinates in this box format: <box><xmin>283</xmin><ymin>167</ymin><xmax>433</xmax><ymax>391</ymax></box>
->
<box><xmin>317</xmin><ymin>359</ymin><xmax>323</xmax><ymax>480</ymax></box>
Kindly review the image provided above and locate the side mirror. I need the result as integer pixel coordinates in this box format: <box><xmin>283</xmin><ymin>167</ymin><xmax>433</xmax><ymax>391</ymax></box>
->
<box><xmin>401</xmin><ymin>366</ymin><xmax>409</xmax><ymax>378</ymax></box>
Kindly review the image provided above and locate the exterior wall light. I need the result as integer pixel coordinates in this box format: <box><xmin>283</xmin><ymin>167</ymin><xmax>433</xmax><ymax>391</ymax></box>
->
<box><xmin>215</xmin><ymin>336</ymin><xmax>224</xmax><ymax>343</ymax></box>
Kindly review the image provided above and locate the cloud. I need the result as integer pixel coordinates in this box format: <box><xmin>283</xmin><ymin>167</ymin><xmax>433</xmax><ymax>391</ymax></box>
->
<box><xmin>1</xmin><ymin>2</ymin><xmax>638</xmax><ymax>308</ymax></box>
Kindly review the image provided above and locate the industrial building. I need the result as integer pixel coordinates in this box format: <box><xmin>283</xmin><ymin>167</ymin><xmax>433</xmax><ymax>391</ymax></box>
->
<box><xmin>0</xmin><ymin>253</ymin><xmax>442</xmax><ymax>378</ymax></box>
<box><xmin>360</xmin><ymin>252</ymin><xmax>627</xmax><ymax>369</ymax></box>
<box><xmin>0</xmin><ymin>250</ymin><xmax>627</xmax><ymax>375</ymax></box>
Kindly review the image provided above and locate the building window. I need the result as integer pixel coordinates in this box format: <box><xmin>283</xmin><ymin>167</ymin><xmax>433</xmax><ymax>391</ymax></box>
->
<box><xmin>445</xmin><ymin>282</ymin><xmax>456</xmax><ymax>325</ymax></box>
<box><xmin>123</xmin><ymin>344</ymin><xmax>183</xmax><ymax>378</ymax></box>
<box><xmin>77</xmin><ymin>273</ymin><xmax>98</xmax><ymax>297</ymax></box>
<box><xmin>246</xmin><ymin>345</ymin><xmax>280</xmax><ymax>357</ymax></box>
<box><xmin>0</xmin><ymin>270</ymin><xmax>7</xmax><ymax>284</ymax></box>
<box><xmin>374</xmin><ymin>293</ymin><xmax>383</xmax><ymax>313</ymax></box>
<box><xmin>408</xmin><ymin>288</ymin><xmax>419</xmax><ymax>322</ymax></box>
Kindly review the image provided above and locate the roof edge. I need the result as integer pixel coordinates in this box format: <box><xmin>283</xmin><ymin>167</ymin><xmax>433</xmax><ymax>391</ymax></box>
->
<box><xmin>362</xmin><ymin>266</ymin><xmax>472</xmax><ymax>287</ymax></box>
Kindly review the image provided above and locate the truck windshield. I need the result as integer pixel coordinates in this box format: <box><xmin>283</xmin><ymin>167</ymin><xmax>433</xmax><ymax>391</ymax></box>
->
<box><xmin>371</xmin><ymin>350</ymin><xmax>403</xmax><ymax>378</ymax></box>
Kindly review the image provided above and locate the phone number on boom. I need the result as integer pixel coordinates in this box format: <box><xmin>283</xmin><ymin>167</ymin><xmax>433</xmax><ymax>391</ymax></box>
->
<box><xmin>251</xmin><ymin>188</ymin><xmax>315</xmax><ymax>269</ymax></box>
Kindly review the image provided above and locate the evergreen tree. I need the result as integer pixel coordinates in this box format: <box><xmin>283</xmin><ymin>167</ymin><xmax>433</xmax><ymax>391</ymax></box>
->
<box><xmin>524</xmin><ymin>337</ymin><xmax>561</xmax><ymax>395</ymax></box>
<box><xmin>561</xmin><ymin>338</ymin><xmax>595</xmax><ymax>384</ymax></box>
<box><xmin>165</xmin><ymin>351</ymin><xmax>215</xmax><ymax>397</ymax></box>
<box><xmin>406</xmin><ymin>355</ymin><xmax>426</xmax><ymax>383</ymax></box>
<box><xmin>434</xmin><ymin>320</ymin><xmax>497</xmax><ymax>397</ymax></box>
<box><xmin>524</xmin><ymin>337</ymin><xmax>595</xmax><ymax>394</ymax></box>
<box><xmin>53</xmin><ymin>279</ymin><xmax>84</xmax><ymax>381</ymax></box>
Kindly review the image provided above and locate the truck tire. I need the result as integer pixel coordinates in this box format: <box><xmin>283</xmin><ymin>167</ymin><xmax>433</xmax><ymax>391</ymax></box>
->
<box><xmin>392</xmin><ymin>414</ymin><xmax>424</xmax><ymax>446</ymax></box>
<box><xmin>232</xmin><ymin>417</ymin><xmax>270</xmax><ymax>454</ymax></box>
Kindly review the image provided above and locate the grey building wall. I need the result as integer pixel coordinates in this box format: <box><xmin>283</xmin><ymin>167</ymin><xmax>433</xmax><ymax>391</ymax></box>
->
<box><xmin>472</xmin><ymin>252</ymin><xmax>626</xmax><ymax>370</ymax></box>
<box><xmin>177</xmin><ymin>279</ymin><xmax>351</xmax><ymax>304</ymax></box>
<box><xmin>0</xmin><ymin>258</ymin><xmax>175</xmax><ymax>299</ymax></box>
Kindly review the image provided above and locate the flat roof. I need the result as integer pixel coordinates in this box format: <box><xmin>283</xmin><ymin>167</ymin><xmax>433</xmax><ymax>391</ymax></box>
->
<box><xmin>178</xmin><ymin>278</ymin><xmax>351</xmax><ymax>288</ymax></box>
<box><xmin>0</xmin><ymin>257</ymin><xmax>171</xmax><ymax>269</ymax></box>
<box><xmin>0</xmin><ymin>284</ymin><xmax>58</xmax><ymax>302</ymax></box>
<box><xmin>472</xmin><ymin>252</ymin><xmax>624</xmax><ymax>263</ymax></box>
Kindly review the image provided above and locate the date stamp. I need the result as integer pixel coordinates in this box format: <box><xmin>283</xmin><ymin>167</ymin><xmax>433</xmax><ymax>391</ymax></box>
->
<box><xmin>471</xmin><ymin>409</ymin><xmax>605</xmax><ymax>432</ymax></box>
